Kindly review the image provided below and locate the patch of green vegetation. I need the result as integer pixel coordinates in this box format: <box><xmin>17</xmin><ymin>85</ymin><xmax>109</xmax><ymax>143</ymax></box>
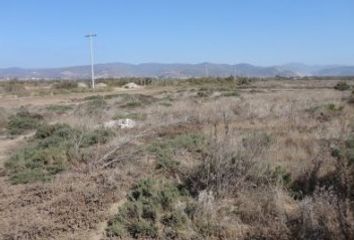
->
<box><xmin>220</xmin><ymin>91</ymin><xmax>240</xmax><ymax>97</ymax></box>
<box><xmin>0</xmin><ymin>108</ymin><xmax>8</xmax><ymax>130</ymax></box>
<box><xmin>334</xmin><ymin>81</ymin><xmax>350</xmax><ymax>91</ymax></box>
<box><xmin>306</xmin><ymin>103</ymin><xmax>344</xmax><ymax>121</ymax></box>
<box><xmin>148</xmin><ymin>133</ymin><xmax>205</xmax><ymax>172</ymax></box>
<box><xmin>326</xmin><ymin>103</ymin><xmax>344</xmax><ymax>112</ymax></box>
<box><xmin>83</xmin><ymin>95</ymin><xmax>103</xmax><ymax>101</ymax></box>
<box><xmin>196</xmin><ymin>88</ymin><xmax>213</xmax><ymax>98</ymax></box>
<box><xmin>81</xmin><ymin>128</ymin><xmax>115</xmax><ymax>147</ymax></box>
<box><xmin>159</xmin><ymin>102</ymin><xmax>173</xmax><ymax>107</ymax></box>
<box><xmin>5</xmin><ymin>123</ymin><xmax>115</xmax><ymax>184</ymax></box>
<box><xmin>53</xmin><ymin>81</ymin><xmax>78</xmax><ymax>89</ymax></box>
<box><xmin>121</xmin><ymin>101</ymin><xmax>143</xmax><ymax>108</ymax></box>
<box><xmin>46</xmin><ymin>105</ymin><xmax>73</xmax><ymax>114</ymax></box>
<box><xmin>103</xmin><ymin>93</ymin><xmax>125</xmax><ymax>100</ymax></box>
<box><xmin>117</xmin><ymin>94</ymin><xmax>158</xmax><ymax>109</ymax></box>
<box><xmin>112</xmin><ymin>112</ymin><xmax>147</xmax><ymax>121</ymax></box>
<box><xmin>5</xmin><ymin>124</ymin><xmax>75</xmax><ymax>184</ymax></box>
<box><xmin>237</xmin><ymin>77</ymin><xmax>252</xmax><ymax>86</ymax></box>
<box><xmin>77</xmin><ymin>97</ymin><xmax>108</xmax><ymax>115</ymax></box>
<box><xmin>270</xmin><ymin>166</ymin><xmax>292</xmax><ymax>186</ymax></box>
<box><xmin>106</xmin><ymin>179</ymin><xmax>190</xmax><ymax>239</ymax></box>
<box><xmin>343</xmin><ymin>135</ymin><xmax>354</xmax><ymax>164</ymax></box>
<box><xmin>0</xmin><ymin>80</ymin><xmax>27</xmax><ymax>95</ymax></box>
<box><xmin>7</xmin><ymin>110</ymin><xmax>44</xmax><ymax>135</ymax></box>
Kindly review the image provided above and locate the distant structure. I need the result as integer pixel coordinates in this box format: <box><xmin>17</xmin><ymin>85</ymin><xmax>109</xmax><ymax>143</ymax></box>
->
<box><xmin>85</xmin><ymin>33</ymin><xmax>97</xmax><ymax>89</ymax></box>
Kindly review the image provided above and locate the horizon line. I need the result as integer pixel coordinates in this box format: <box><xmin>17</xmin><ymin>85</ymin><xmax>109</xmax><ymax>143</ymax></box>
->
<box><xmin>1</xmin><ymin>62</ymin><xmax>352</xmax><ymax>70</ymax></box>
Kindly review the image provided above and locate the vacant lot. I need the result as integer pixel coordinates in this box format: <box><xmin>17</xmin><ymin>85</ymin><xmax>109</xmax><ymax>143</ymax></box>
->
<box><xmin>0</xmin><ymin>78</ymin><xmax>353</xmax><ymax>240</ymax></box>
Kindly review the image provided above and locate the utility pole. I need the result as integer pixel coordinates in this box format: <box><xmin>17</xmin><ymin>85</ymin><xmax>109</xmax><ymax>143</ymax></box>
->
<box><xmin>85</xmin><ymin>33</ymin><xmax>97</xmax><ymax>89</ymax></box>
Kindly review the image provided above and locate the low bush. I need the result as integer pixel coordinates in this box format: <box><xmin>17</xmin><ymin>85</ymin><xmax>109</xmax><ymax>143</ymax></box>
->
<box><xmin>5</xmin><ymin>123</ymin><xmax>115</xmax><ymax>184</ymax></box>
<box><xmin>0</xmin><ymin>108</ymin><xmax>8</xmax><ymax>130</ymax></box>
<box><xmin>53</xmin><ymin>81</ymin><xmax>78</xmax><ymax>89</ymax></box>
<box><xmin>220</xmin><ymin>91</ymin><xmax>240</xmax><ymax>97</ymax></box>
<box><xmin>326</xmin><ymin>103</ymin><xmax>344</xmax><ymax>112</ymax></box>
<box><xmin>334</xmin><ymin>81</ymin><xmax>350</xmax><ymax>91</ymax></box>
<box><xmin>83</xmin><ymin>95</ymin><xmax>103</xmax><ymax>101</ymax></box>
<box><xmin>0</xmin><ymin>80</ymin><xmax>29</xmax><ymax>96</ymax></box>
<box><xmin>237</xmin><ymin>77</ymin><xmax>252</xmax><ymax>86</ymax></box>
<box><xmin>7</xmin><ymin>110</ymin><xmax>44</xmax><ymax>135</ymax></box>
<box><xmin>148</xmin><ymin>133</ymin><xmax>206</xmax><ymax>173</ymax></box>
<box><xmin>5</xmin><ymin>124</ymin><xmax>76</xmax><ymax>184</ymax></box>
<box><xmin>106</xmin><ymin>179</ymin><xmax>190</xmax><ymax>239</ymax></box>
<box><xmin>112</xmin><ymin>112</ymin><xmax>147</xmax><ymax>121</ymax></box>
<box><xmin>348</xmin><ymin>91</ymin><xmax>354</xmax><ymax>104</ymax></box>
<box><xmin>46</xmin><ymin>105</ymin><xmax>73</xmax><ymax>114</ymax></box>
<box><xmin>81</xmin><ymin>128</ymin><xmax>115</xmax><ymax>147</ymax></box>
<box><xmin>185</xmin><ymin>131</ymin><xmax>273</xmax><ymax>197</ymax></box>
<box><xmin>77</xmin><ymin>97</ymin><xmax>107</xmax><ymax>115</ymax></box>
<box><xmin>196</xmin><ymin>89</ymin><xmax>213</xmax><ymax>98</ymax></box>
<box><xmin>119</xmin><ymin>94</ymin><xmax>158</xmax><ymax>108</ymax></box>
<box><xmin>306</xmin><ymin>103</ymin><xmax>344</xmax><ymax>122</ymax></box>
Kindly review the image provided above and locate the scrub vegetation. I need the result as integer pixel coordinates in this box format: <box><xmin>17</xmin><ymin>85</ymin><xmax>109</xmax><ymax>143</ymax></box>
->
<box><xmin>0</xmin><ymin>77</ymin><xmax>353</xmax><ymax>240</ymax></box>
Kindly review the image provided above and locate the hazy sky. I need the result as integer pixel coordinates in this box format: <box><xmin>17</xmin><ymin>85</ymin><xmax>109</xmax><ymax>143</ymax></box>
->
<box><xmin>1</xmin><ymin>0</ymin><xmax>354</xmax><ymax>68</ymax></box>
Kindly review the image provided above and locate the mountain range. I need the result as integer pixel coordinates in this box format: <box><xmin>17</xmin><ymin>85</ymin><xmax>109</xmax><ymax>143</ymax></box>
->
<box><xmin>1</xmin><ymin>63</ymin><xmax>354</xmax><ymax>80</ymax></box>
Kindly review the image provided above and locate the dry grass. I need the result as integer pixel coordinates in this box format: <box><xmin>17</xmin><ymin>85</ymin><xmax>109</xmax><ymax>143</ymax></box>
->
<box><xmin>0</xmin><ymin>78</ymin><xmax>353</xmax><ymax>239</ymax></box>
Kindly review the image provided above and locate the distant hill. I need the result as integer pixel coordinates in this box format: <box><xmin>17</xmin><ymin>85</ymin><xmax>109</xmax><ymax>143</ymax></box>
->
<box><xmin>0</xmin><ymin>63</ymin><xmax>354</xmax><ymax>80</ymax></box>
<box><xmin>315</xmin><ymin>66</ymin><xmax>354</xmax><ymax>76</ymax></box>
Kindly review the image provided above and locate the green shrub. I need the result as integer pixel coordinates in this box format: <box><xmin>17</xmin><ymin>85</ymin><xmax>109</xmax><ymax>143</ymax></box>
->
<box><xmin>197</xmin><ymin>88</ymin><xmax>213</xmax><ymax>98</ymax></box>
<box><xmin>53</xmin><ymin>81</ymin><xmax>78</xmax><ymax>89</ymax></box>
<box><xmin>270</xmin><ymin>166</ymin><xmax>292</xmax><ymax>186</ymax></box>
<box><xmin>127</xmin><ymin>220</ymin><xmax>158</xmax><ymax>238</ymax></box>
<box><xmin>5</xmin><ymin>123</ymin><xmax>114</xmax><ymax>184</ymax></box>
<box><xmin>46</xmin><ymin>105</ymin><xmax>73</xmax><ymax>114</ymax></box>
<box><xmin>106</xmin><ymin>179</ymin><xmax>188</xmax><ymax>239</ymax></box>
<box><xmin>77</xmin><ymin>97</ymin><xmax>107</xmax><ymax>115</ymax></box>
<box><xmin>334</xmin><ymin>81</ymin><xmax>350</xmax><ymax>91</ymax></box>
<box><xmin>81</xmin><ymin>128</ymin><xmax>115</xmax><ymax>147</ymax></box>
<box><xmin>160</xmin><ymin>210</ymin><xmax>187</xmax><ymax>227</ymax></box>
<box><xmin>7</xmin><ymin>110</ymin><xmax>44</xmax><ymax>135</ymax></box>
<box><xmin>148</xmin><ymin>134</ymin><xmax>205</xmax><ymax>173</ymax></box>
<box><xmin>0</xmin><ymin>108</ymin><xmax>8</xmax><ymax>130</ymax></box>
<box><xmin>35</xmin><ymin>123</ymin><xmax>79</xmax><ymax>140</ymax></box>
<box><xmin>0</xmin><ymin>80</ymin><xmax>28</xmax><ymax>96</ymax></box>
<box><xmin>112</xmin><ymin>112</ymin><xmax>147</xmax><ymax>121</ymax></box>
<box><xmin>326</xmin><ymin>103</ymin><xmax>343</xmax><ymax>112</ymax></box>
<box><xmin>120</xmin><ymin>101</ymin><xmax>142</xmax><ymax>108</ymax></box>
<box><xmin>118</xmin><ymin>94</ymin><xmax>157</xmax><ymax>109</ymax></box>
<box><xmin>5</xmin><ymin>143</ymin><xmax>68</xmax><ymax>184</ymax></box>
<box><xmin>348</xmin><ymin>92</ymin><xmax>354</xmax><ymax>104</ymax></box>
<box><xmin>237</xmin><ymin>77</ymin><xmax>251</xmax><ymax>86</ymax></box>
<box><xmin>5</xmin><ymin>124</ymin><xmax>77</xmax><ymax>184</ymax></box>
<box><xmin>83</xmin><ymin>95</ymin><xmax>103</xmax><ymax>101</ymax></box>
<box><xmin>159</xmin><ymin>102</ymin><xmax>173</xmax><ymax>107</ymax></box>
<box><xmin>221</xmin><ymin>91</ymin><xmax>240</xmax><ymax>97</ymax></box>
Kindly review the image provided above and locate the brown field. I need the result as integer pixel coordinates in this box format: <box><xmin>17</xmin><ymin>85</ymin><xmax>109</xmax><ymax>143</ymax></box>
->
<box><xmin>0</xmin><ymin>78</ymin><xmax>353</xmax><ymax>240</ymax></box>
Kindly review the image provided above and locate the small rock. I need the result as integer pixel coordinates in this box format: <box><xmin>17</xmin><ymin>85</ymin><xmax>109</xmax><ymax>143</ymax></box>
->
<box><xmin>117</xmin><ymin>118</ymin><xmax>136</xmax><ymax>129</ymax></box>
<box><xmin>123</xmin><ymin>82</ymin><xmax>141</xmax><ymax>89</ymax></box>
<box><xmin>96</xmin><ymin>83</ymin><xmax>108</xmax><ymax>88</ymax></box>
<box><xmin>103</xmin><ymin>119</ymin><xmax>136</xmax><ymax>129</ymax></box>
<box><xmin>78</xmin><ymin>82</ymin><xmax>88</xmax><ymax>88</ymax></box>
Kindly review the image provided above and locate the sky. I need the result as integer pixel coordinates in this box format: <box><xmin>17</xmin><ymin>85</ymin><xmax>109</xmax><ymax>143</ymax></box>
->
<box><xmin>1</xmin><ymin>0</ymin><xmax>354</xmax><ymax>68</ymax></box>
